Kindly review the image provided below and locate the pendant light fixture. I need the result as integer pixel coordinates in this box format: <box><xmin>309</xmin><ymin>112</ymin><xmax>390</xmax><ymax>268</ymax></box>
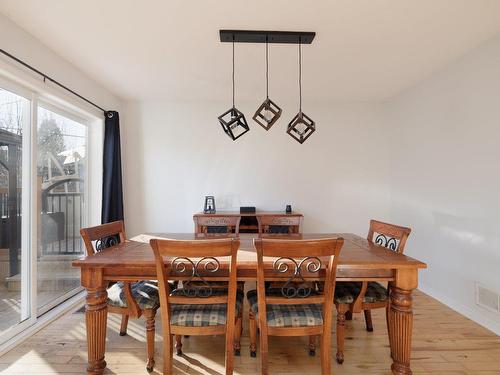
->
<box><xmin>218</xmin><ymin>40</ymin><xmax>250</xmax><ymax>141</ymax></box>
<box><xmin>252</xmin><ymin>40</ymin><xmax>282</xmax><ymax>130</ymax></box>
<box><xmin>287</xmin><ymin>41</ymin><xmax>315</xmax><ymax>144</ymax></box>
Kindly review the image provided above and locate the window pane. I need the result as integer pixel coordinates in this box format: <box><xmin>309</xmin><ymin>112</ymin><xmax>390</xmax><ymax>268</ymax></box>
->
<box><xmin>0</xmin><ymin>87</ymin><xmax>30</xmax><ymax>335</ymax></box>
<box><xmin>37</xmin><ymin>106</ymin><xmax>86</xmax><ymax>312</ymax></box>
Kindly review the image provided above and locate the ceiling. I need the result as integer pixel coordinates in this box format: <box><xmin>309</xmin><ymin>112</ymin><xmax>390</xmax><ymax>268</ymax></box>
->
<box><xmin>1</xmin><ymin>0</ymin><xmax>500</xmax><ymax>103</ymax></box>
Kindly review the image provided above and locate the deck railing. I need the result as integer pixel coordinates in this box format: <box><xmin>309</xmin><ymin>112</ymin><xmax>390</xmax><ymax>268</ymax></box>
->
<box><xmin>0</xmin><ymin>190</ymin><xmax>84</xmax><ymax>256</ymax></box>
<box><xmin>0</xmin><ymin>190</ymin><xmax>21</xmax><ymax>250</ymax></box>
<box><xmin>41</xmin><ymin>192</ymin><xmax>84</xmax><ymax>256</ymax></box>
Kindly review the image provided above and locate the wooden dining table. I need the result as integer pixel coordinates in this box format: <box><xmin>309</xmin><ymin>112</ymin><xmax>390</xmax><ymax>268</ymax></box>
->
<box><xmin>72</xmin><ymin>232</ymin><xmax>426</xmax><ymax>375</ymax></box>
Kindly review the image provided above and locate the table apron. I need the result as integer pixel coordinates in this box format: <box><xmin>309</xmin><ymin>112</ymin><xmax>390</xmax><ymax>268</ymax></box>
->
<box><xmin>98</xmin><ymin>266</ymin><xmax>395</xmax><ymax>282</ymax></box>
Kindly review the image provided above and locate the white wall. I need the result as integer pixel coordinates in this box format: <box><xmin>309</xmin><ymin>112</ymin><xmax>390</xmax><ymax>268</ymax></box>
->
<box><xmin>0</xmin><ymin>13</ymin><xmax>123</xmax><ymax>226</ymax></box>
<box><xmin>122</xmin><ymin>99</ymin><xmax>392</xmax><ymax>236</ymax></box>
<box><xmin>122</xmin><ymin>35</ymin><xmax>500</xmax><ymax>335</ymax></box>
<box><xmin>0</xmin><ymin>14</ymin><xmax>121</xmax><ymax>112</ymax></box>
<box><xmin>386</xmin><ymin>35</ymin><xmax>500</xmax><ymax>334</ymax></box>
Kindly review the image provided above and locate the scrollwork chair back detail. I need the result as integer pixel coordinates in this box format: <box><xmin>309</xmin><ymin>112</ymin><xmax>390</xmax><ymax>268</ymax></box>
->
<box><xmin>170</xmin><ymin>256</ymin><xmax>221</xmax><ymax>298</ymax></box>
<box><xmin>368</xmin><ymin>219</ymin><xmax>411</xmax><ymax>254</ymax></box>
<box><xmin>80</xmin><ymin>220</ymin><xmax>126</xmax><ymax>256</ymax></box>
<box><xmin>94</xmin><ymin>235</ymin><xmax>120</xmax><ymax>252</ymax></box>
<box><xmin>374</xmin><ymin>234</ymin><xmax>398</xmax><ymax>251</ymax></box>
<box><xmin>273</xmin><ymin>256</ymin><xmax>322</xmax><ymax>298</ymax></box>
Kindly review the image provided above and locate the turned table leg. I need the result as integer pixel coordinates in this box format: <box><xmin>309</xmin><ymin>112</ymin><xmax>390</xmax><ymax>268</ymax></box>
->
<box><xmin>82</xmin><ymin>268</ymin><xmax>108</xmax><ymax>375</ymax></box>
<box><xmin>388</xmin><ymin>269</ymin><xmax>417</xmax><ymax>375</ymax></box>
<box><xmin>387</xmin><ymin>285</ymin><xmax>394</xmax><ymax>359</ymax></box>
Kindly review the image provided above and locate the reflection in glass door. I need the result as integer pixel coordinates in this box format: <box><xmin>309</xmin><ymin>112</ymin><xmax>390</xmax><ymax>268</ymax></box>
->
<box><xmin>0</xmin><ymin>86</ymin><xmax>30</xmax><ymax>337</ymax></box>
<box><xmin>36</xmin><ymin>105</ymin><xmax>86</xmax><ymax>314</ymax></box>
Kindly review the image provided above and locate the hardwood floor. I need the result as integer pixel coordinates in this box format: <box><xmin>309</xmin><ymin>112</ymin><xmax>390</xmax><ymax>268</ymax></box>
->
<box><xmin>0</xmin><ymin>288</ymin><xmax>80</xmax><ymax>336</ymax></box>
<box><xmin>0</xmin><ymin>289</ymin><xmax>499</xmax><ymax>374</ymax></box>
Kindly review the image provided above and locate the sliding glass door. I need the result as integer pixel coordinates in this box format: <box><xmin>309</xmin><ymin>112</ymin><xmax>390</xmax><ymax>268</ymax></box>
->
<box><xmin>36</xmin><ymin>104</ymin><xmax>86</xmax><ymax>314</ymax></box>
<box><xmin>0</xmin><ymin>84</ymin><xmax>31</xmax><ymax>338</ymax></box>
<box><xmin>0</xmin><ymin>76</ymin><xmax>94</xmax><ymax>344</ymax></box>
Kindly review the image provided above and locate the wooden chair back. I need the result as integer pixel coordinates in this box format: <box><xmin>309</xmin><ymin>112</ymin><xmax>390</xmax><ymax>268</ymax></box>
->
<box><xmin>257</xmin><ymin>215</ymin><xmax>302</xmax><ymax>235</ymax></box>
<box><xmin>150</xmin><ymin>238</ymin><xmax>240</xmax><ymax>335</ymax></box>
<box><xmin>367</xmin><ymin>219</ymin><xmax>411</xmax><ymax>254</ymax></box>
<box><xmin>80</xmin><ymin>221</ymin><xmax>142</xmax><ymax>318</ymax></box>
<box><xmin>194</xmin><ymin>216</ymin><xmax>241</xmax><ymax>235</ymax></box>
<box><xmin>254</xmin><ymin>238</ymin><xmax>343</xmax><ymax>327</ymax></box>
<box><xmin>80</xmin><ymin>220</ymin><xmax>126</xmax><ymax>255</ymax></box>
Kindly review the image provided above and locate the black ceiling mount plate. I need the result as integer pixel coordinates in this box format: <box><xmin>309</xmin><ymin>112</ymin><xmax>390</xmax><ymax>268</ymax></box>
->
<box><xmin>220</xmin><ymin>30</ymin><xmax>315</xmax><ymax>44</ymax></box>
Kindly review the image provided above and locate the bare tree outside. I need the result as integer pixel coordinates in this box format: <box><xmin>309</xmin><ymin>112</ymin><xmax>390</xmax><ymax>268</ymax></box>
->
<box><xmin>37</xmin><ymin>118</ymin><xmax>65</xmax><ymax>178</ymax></box>
<box><xmin>0</xmin><ymin>90</ymin><xmax>24</xmax><ymax>190</ymax></box>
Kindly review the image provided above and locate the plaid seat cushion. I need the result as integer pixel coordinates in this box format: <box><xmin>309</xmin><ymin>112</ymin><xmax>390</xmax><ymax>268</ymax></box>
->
<box><xmin>335</xmin><ymin>282</ymin><xmax>388</xmax><ymax>304</ymax></box>
<box><xmin>170</xmin><ymin>289</ymin><xmax>244</xmax><ymax>327</ymax></box>
<box><xmin>107</xmin><ymin>281</ymin><xmax>160</xmax><ymax>310</ymax></box>
<box><xmin>247</xmin><ymin>289</ymin><xmax>323</xmax><ymax>327</ymax></box>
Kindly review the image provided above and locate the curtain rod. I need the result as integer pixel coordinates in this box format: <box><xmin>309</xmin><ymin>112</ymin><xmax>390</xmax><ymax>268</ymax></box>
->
<box><xmin>0</xmin><ymin>48</ymin><xmax>108</xmax><ymax>115</ymax></box>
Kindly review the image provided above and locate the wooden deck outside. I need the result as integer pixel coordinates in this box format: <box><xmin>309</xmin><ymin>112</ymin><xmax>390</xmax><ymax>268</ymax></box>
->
<box><xmin>0</xmin><ymin>289</ymin><xmax>499</xmax><ymax>374</ymax></box>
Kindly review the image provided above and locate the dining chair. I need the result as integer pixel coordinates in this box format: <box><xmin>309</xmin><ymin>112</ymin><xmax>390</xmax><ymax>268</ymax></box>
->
<box><xmin>333</xmin><ymin>219</ymin><xmax>411</xmax><ymax>364</ymax></box>
<box><xmin>194</xmin><ymin>215</ymin><xmax>241</xmax><ymax>235</ymax></box>
<box><xmin>257</xmin><ymin>216</ymin><xmax>303</xmax><ymax>291</ymax></box>
<box><xmin>80</xmin><ymin>221</ymin><xmax>159</xmax><ymax>372</ymax></box>
<box><xmin>180</xmin><ymin>217</ymin><xmax>244</xmax><ymax>356</ymax></box>
<box><xmin>248</xmin><ymin>237</ymin><xmax>344</xmax><ymax>375</ymax></box>
<box><xmin>150</xmin><ymin>237</ymin><xmax>242</xmax><ymax>375</ymax></box>
<box><xmin>257</xmin><ymin>215</ymin><xmax>302</xmax><ymax>235</ymax></box>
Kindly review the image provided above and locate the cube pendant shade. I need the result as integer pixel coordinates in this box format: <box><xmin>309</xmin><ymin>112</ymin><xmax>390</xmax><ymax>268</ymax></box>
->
<box><xmin>218</xmin><ymin>107</ymin><xmax>250</xmax><ymax>141</ymax></box>
<box><xmin>287</xmin><ymin>111</ymin><xmax>315</xmax><ymax>144</ymax></box>
<box><xmin>252</xmin><ymin>98</ymin><xmax>282</xmax><ymax>130</ymax></box>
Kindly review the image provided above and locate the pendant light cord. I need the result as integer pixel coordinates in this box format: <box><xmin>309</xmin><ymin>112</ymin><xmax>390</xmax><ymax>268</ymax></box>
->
<box><xmin>232</xmin><ymin>40</ymin><xmax>235</xmax><ymax>108</ymax></box>
<box><xmin>266</xmin><ymin>40</ymin><xmax>269</xmax><ymax>99</ymax></box>
<box><xmin>299</xmin><ymin>41</ymin><xmax>302</xmax><ymax>113</ymax></box>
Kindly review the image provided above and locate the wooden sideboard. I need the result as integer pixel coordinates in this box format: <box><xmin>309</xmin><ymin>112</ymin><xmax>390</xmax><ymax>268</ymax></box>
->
<box><xmin>193</xmin><ymin>211</ymin><xmax>303</xmax><ymax>233</ymax></box>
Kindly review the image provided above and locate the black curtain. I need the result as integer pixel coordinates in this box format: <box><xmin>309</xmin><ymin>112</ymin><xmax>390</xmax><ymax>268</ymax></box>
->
<box><xmin>101</xmin><ymin>111</ymin><xmax>124</xmax><ymax>223</ymax></box>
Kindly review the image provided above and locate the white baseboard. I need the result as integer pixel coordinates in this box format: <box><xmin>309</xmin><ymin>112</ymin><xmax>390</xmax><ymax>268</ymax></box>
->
<box><xmin>418</xmin><ymin>283</ymin><xmax>500</xmax><ymax>336</ymax></box>
<box><xmin>0</xmin><ymin>291</ymin><xmax>85</xmax><ymax>356</ymax></box>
